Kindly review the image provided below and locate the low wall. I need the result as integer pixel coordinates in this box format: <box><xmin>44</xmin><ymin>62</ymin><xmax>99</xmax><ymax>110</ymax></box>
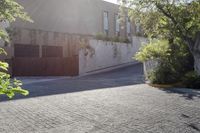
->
<box><xmin>143</xmin><ymin>60</ymin><xmax>158</xmax><ymax>80</ymax></box>
<box><xmin>79</xmin><ymin>36</ymin><xmax>146</xmax><ymax>75</ymax></box>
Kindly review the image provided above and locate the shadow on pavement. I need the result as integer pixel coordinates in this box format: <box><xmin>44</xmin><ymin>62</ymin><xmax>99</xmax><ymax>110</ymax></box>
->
<box><xmin>0</xmin><ymin>63</ymin><xmax>145</xmax><ymax>102</ymax></box>
<box><xmin>160</xmin><ymin>88</ymin><xmax>200</xmax><ymax>100</ymax></box>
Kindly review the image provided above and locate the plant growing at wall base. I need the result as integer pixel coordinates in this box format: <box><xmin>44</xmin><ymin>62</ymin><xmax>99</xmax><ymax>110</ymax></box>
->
<box><xmin>79</xmin><ymin>38</ymin><xmax>95</xmax><ymax>57</ymax></box>
<box><xmin>95</xmin><ymin>33</ymin><xmax>131</xmax><ymax>44</ymax></box>
<box><xmin>95</xmin><ymin>33</ymin><xmax>109</xmax><ymax>41</ymax></box>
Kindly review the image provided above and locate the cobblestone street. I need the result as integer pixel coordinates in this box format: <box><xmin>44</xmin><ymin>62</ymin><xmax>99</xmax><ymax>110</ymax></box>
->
<box><xmin>0</xmin><ymin>64</ymin><xmax>200</xmax><ymax>133</ymax></box>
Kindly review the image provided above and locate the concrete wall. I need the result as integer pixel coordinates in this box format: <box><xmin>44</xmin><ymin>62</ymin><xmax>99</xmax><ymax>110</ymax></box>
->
<box><xmin>143</xmin><ymin>60</ymin><xmax>158</xmax><ymax>80</ymax></box>
<box><xmin>79</xmin><ymin>36</ymin><xmax>146</xmax><ymax>75</ymax></box>
<box><xmin>13</xmin><ymin>0</ymin><xmax>135</xmax><ymax>38</ymax></box>
<box><xmin>14</xmin><ymin>0</ymin><xmax>102</xmax><ymax>35</ymax></box>
<box><xmin>11</xmin><ymin>28</ymin><xmax>93</xmax><ymax>58</ymax></box>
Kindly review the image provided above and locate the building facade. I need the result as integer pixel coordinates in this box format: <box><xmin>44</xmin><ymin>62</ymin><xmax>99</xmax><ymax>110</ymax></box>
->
<box><xmin>12</xmin><ymin>0</ymin><xmax>136</xmax><ymax>38</ymax></box>
<box><xmin>0</xmin><ymin>0</ymin><xmax>139</xmax><ymax>76</ymax></box>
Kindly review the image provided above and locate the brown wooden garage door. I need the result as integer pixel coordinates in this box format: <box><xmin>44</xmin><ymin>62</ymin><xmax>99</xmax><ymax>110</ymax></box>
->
<box><xmin>12</xmin><ymin>44</ymin><xmax>79</xmax><ymax>76</ymax></box>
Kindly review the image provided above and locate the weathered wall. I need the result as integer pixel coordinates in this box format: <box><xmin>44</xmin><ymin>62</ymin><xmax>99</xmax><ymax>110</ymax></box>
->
<box><xmin>13</xmin><ymin>0</ymin><xmax>135</xmax><ymax>38</ymax></box>
<box><xmin>79</xmin><ymin>36</ymin><xmax>146</xmax><ymax>75</ymax></box>
<box><xmin>101</xmin><ymin>1</ymin><xmax>135</xmax><ymax>37</ymax></box>
<box><xmin>11</xmin><ymin>28</ymin><xmax>92</xmax><ymax>58</ymax></box>
<box><xmin>14</xmin><ymin>0</ymin><xmax>102</xmax><ymax>36</ymax></box>
<box><xmin>143</xmin><ymin>60</ymin><xmax>158</xmax><ymax>80</ymax></box>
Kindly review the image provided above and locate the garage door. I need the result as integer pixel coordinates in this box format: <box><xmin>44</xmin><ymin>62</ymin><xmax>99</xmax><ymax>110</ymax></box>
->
<box><xmin>12</xmin><ymin>44</ymin><xmax>79</xmax><ymax>76</ymax></box>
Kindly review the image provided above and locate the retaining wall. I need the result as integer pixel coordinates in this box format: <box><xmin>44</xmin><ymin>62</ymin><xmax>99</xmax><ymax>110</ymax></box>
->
<box><xmin>79</xmin><ymin>36</ymin><xmax>146</xmax><ymax>75</ymax></box>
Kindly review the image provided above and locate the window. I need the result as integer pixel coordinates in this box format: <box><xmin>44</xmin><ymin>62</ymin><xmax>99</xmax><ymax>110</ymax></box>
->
<box><xmin>103</xmin><ymin>11</ymin><xmax>109</xmax><ymax>36</ymax></box>
<box><xmin>126</xmin><ymin>17</ymin><xmax>131</xmax><ymax>36</ymax></box>
<box><xmin>115</xmin><ymin>14</ymin><xmax>120</xmax><ymax>36</ymax></box>
<box><xmin>135</xmin><ymin>18</ymin><xmax>140</xmax><ymax>33</ymax></box>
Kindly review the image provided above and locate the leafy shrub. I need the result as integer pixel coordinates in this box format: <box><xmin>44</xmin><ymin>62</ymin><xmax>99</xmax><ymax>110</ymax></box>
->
<box><xmin>135</xmin><ymin>32</ymin><xmax>144</xmax><ymax>37</ymax></box>
<box><xmin>95</xmin><ymin>33</ymin><xmax>107</xmax><ymax>40</ymax></box>
<box><xmin>95</xmin><ymin>33</ymin><xmax>130</xmax><ymax>43</ymax></box>
<box><xmin>135</xmin><ymin>39</ymin><xmax>170</xmax><ymax>62</ymax></box>
<box><xmin>135</xmin><ymin>39</ymin><xmax>194</xmax><ymax>84</ymax></box>
<box><xmin>118</xmin><ymin>37</ymin><xmax>131</xmax><ymax>43</ymax></box>
<box><xmin>123</xmin><ymin>38</ymin><xmax>131</xmax><ymax>43</ymax></box>
<box><xmin>111</xmin><ymin>36</ymin><xmax>120</xmax><ymax>42</ymax></box>
<box><xmin>0</xmin><ymin>48</ymin><xmax>29</xmax><ymax>98</ymax></box>
<box><xmin>147</xmin><ymin>62</ymin><xmax>182</xmax><ymax>84</ymax></box>
<box><xmin>182</xmin><ymin>71</ymin><xmax>200</xmax><ymax>89</ymax></box>
<box><xmin>95</xmin><ymin>33</ymin><xmax>110</xmax><ymax>41</ymax></box>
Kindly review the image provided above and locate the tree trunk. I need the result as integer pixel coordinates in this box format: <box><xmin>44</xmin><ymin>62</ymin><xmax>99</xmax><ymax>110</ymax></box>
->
<box><xmin>194</xmin><ymin>55</ymin><xmax>200</xmax><ymax>75</ymax></box>
<box><xmin>193</xmin><ymin>32</ymin><xmax>200</xmax><ymax>75</ymax></box>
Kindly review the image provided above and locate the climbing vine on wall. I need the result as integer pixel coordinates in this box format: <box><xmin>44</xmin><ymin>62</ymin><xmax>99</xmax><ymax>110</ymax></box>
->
<box><xmin>79</xmin><ymin>37</ymin><xmax>95</xmax><ymax>57</ymax></box>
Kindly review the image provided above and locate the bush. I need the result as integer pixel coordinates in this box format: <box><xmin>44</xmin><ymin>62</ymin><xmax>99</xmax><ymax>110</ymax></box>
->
<box><xmin>111</xmin><ymin>36</ymin><xmax>120</xmax><ymax>42</ymax></box>
<box><xmin>182</xmin><ymin>71</ymin><xmax>200</xmax><ymax>89</ymax></box>
<box><xmin>135</xmin><ymin>39</ymin><xmax>170</xmax><ymax>62</ymax></box>
<box><xmin>0</xmin><ymin>48</ymin><xmax>29</xmax><ymax>98</ymax></box>
<box><xmin>119</xmin><ymin>37</ymin><xmax>131</xmax><ymax>43</ymax></box>
<box><xmin>147</xmin><ymin>62</ymin><xmax>181</xmax><ymax>84</ymax></box>
<box><xmin>95</xmin><ymin>33</ymin><xmax>130</xmax><ymax>43</ymax></box>
<box><xmin>135</xmin><ymin>32</ymin><xmax>144</xmax><ymax>37</ymax></box>
<box><xmin>124</xmin><ymin>38</ymin><xmax>131</xmax><ymax>43</ymax></box>
<box><xmin>95</xmin><ymin>33</ymin><xmax>107</xmax><ymax>40</ymax></box>
<box><xmin>135</xmin><ymin>39</ymin><xmax>194</xmax><ymax>84</ymax></box>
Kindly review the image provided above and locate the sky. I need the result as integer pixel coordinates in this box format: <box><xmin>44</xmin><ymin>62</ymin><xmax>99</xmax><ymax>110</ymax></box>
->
<box><xmin>104</xmin><ymin>0</ymin><xmax>118</xmax><ymax>4</ymax></box>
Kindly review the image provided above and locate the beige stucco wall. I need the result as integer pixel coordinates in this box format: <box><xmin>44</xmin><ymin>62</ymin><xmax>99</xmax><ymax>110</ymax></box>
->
<box><xmin>13</xmin><ymin>0</ymin><xmax>103</xmax><ymax>36</ymax></box>
<box><xmin>13</xmin><ymin>0</ymin><xmax>135</xmax><ymax>38</ymax></box>
<box><xmin>79</xmin><ymin>36</ymin><xmax>146</xmax><ymax>75</ymax></box>
<box><xmin>12</xmin><ymin>28</ymin><xmax>92</xmax><ymax>58</ymax></box>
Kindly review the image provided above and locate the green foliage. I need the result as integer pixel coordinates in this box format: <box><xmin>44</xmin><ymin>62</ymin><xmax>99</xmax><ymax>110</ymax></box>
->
<box><xmin>120</xmin><ymin>37</ymin><xmax>131</xmax><ymax>43</ymax></box>
<box><xmin>95</xmin><ymin>33</ymin><xmax>131</xmax><ymax>43</ymax></box>
<box><xmin>124</xmin><ymin>1</ymin><xmax>200</xmax><ymax>75</ymax></box>
<box><xmin>135</xmin><ymin>32</ymin><xmax>144</xmax><ymax>37</ymax></box>
<box><xmin>125</xmin><ymin>0</ymin><xmax>200</xmax><ymax>85</ymax></box>
<box><xmin>0</xmin><ymin>48</ymin><xmax>29</xmax><ymax>98</ymax></box>
<box><xmin>0</xmin><ymin>0</ymin><xmax>30</xmax><ymax>98</ymax></box>
<box><xmin>95</xmin><ymin>33</ymin><xmax>108</xmax><ymax>41</ymax></box>
<box><xmin>0</xmin><ymin>0</ymin><xmax>32</xmax><ymax>42</ymax></box>
<box><xmin>135</xmin><ymin>39</ymin><xmax>194</xmax><ymax>84</ymax></box>
<box><xmin>135</xmin><ymin>39</ymin><xmax>170</xmax><ymax>62</ymax></box>
<box><xmin>147</xmin><ymin>64</ymin><xmax>181</xmax><ymax>84</ymax></box>
<box><xmin>182</xmin><ymin>71</ymin><xmax>200</xmax><ymax>89</ymax></box>
<box><xmin>126</xmin><ymin>0</ymin><xmax>200</xmax><ymax>40</ymax></box>
<box><xmin>111</xmin><ymin>36</ymin><xmax>120</xmax><ymax>42</ymax></box>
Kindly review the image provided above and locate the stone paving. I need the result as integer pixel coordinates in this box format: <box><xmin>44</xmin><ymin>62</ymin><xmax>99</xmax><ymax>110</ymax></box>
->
<box><xmin>0</xmin><ymin>64</ymin><xmax>200</xmax><ymax>133</ymax></box>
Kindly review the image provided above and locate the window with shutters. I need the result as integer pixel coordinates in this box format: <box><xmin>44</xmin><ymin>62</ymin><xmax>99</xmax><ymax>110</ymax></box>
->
<box><xmin>103</xmin><ymin>11</ymin><xmax>109</xmax><ymax>36</ymax></box>
<box><xmin>126</xmin><ymin>17</ymin><xmax>131</xmax><ymax>36</ymax></box>
<box><xmin>115</xmin><ymin>14</ymin><xmax>120</xmax><ymax>36</ymax></box>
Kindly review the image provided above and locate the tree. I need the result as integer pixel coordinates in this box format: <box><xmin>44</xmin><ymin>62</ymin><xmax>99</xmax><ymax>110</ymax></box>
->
<box><xmin>124</xmin><ymin>0</ymin><xmax>200</xmax><ymax>74</ymax></box>
<box><xmin>0</xmin><ymin>0</ymin><xmax>32</xmax><ymax>98</ymax></box>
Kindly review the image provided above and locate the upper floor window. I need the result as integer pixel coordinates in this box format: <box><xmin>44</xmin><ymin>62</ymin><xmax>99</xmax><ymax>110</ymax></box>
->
<box><xmin>135</xmin><ymin>18</ymin><xmax>141</xmax><ymax>33</ymax></box>
<box><xmin>103</xmin><ymin>11</ymin><xmax>109</xmax><ymax>36</ymax></box>
<box><xmin>126</xmin><ymin>17</ymin><xmax>131</xmax><ymax>36</ymax></box>
<box><xmin>115</xmin><ymin>14</ymin><xmax>120</xmax><ymax>36</ymax></box>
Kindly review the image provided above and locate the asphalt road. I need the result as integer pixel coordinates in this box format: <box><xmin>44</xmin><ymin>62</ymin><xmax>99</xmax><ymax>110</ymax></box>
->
<box><xmin>0</xmin><ymin>63</ymin><xmax>200</xmax><ymax>133</ymax></box>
